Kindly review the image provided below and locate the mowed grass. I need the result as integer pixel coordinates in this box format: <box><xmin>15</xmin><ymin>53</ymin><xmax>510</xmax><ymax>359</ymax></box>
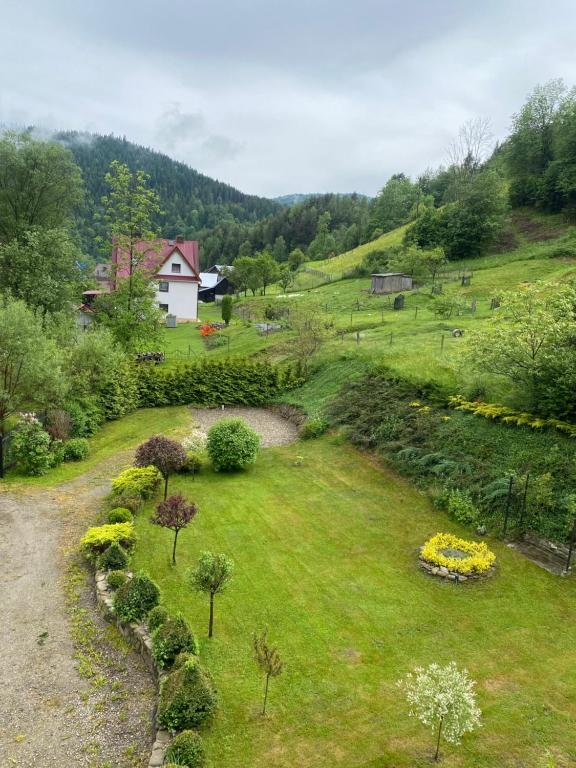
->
<box><xmin>132</xmin><ymin>437</ymin><xmax>576</xmax><ymax>767</ymax></box>
<box><xmin>1</xmin><ymin>406</ymin><xmax>192</xmax><ymax>488</ymax></box>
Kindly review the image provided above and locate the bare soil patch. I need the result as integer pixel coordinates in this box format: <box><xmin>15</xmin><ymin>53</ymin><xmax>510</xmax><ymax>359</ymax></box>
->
<box><xmin>190</xmin><ymin>406</ymin><xmax>298</xmax><ymax>447</ymax></box>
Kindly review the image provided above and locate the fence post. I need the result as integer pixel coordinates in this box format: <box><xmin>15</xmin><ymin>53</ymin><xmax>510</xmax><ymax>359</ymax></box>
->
<box><xmin>389</xmin><ymin>332</ymin><xmax>393</xmax><ymax>346</ymax></box>
<box><xmin>518</xmin><ymin>474</ymin><xmax>530</xmax><ymax>529</ymax></box>
<box><xmin>502</xmin><ymin>476</ymin><xmax>514</xmax><ymax>536</ymax></box>
<box><xmin>356</xmin><ymin>331</ymin><xmax>360</xmax><ymax>346</ymax></box>
<box><xmin>440</xmin><ymin>334</ymin><xmax>445</xmax><ymax>353</ymax></box>
<box><xmin>414</xmin><ymin>307</ymin><xmax>418</xmax><ymax>320</ymax></box>
<box><xmin>563</xmin><ymin>516</ymin><xmax>576</xmax><ymax>573</ymax></box>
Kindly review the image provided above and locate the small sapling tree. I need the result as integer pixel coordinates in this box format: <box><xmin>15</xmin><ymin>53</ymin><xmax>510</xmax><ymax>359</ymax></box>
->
<box><xmin>187</xmin><ymin>552</ymin><xmax>234</xmax><ymax>638</ymax></box>
<box><xmin>253</xmin><ymin>629</ymin><xmax>284</xmax><ymax>716</ymax></box>
<box><xmin>397</xmin><ymin>661</ymin><xmax>481</xmax><ymax>762</ymax></box>
<box><xmin>151</xmin><ymin>493</ymin><xmax>198</xmax><ymax>565</ymax></box>
<box><xmin>135</xmin><ymin>435</ymin><xmax>187</xmax><ymax>499</ymax></box>
<box><xmin>221</xmin><ymin>294</ymin><xmax>233</xmax><ymax>325</ymax></box>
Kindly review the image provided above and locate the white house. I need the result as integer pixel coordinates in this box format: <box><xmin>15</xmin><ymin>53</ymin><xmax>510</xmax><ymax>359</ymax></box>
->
<box><xmin>112</xmin><ymin>236</ymin><xmax>200</xmax><ymax>321</ymax></box>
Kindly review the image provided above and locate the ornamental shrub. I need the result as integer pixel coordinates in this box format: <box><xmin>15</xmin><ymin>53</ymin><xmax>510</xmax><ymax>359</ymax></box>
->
<box><xmin>12</xmin><ymin>414</ymin><xmax>52</xmax><ymax>476</ymax></box>
<box><xmin>107</xmin><ymin>570</ymin><xmax>127</xmax><ymax>590</ymax></box>
<box><xmin>421</xmin><ymin>532</ymin><xmax>496</xmax><ymax>575</ymax></box>
<box><xmin>67</xmin><ymin>399</ymin><xmax>103</xmax><ymax>437</ymax></box>
<box><xmin>447</xmin><ymin>489</ymin><xmax>479</xmax><ymax>526</ymax></box>
<box><xmin>157</xmin><ymin>657</ymin><xmax>217</xmax><ymax>730</ymax></box>
<box><xmin>206</xmin><ymin>418</ymin><xmax>260</xmax><ymax>471</ymax></box>
<box><xmin>62</xmin><ymin>438</ymin><xmax>90</xmax><ymax>462</ymax></box>
<box><xmin>300</xmin><ymin>416</ymin><xmax>329</xmax><ymax>439</ymax></box>
<box><xmin>180</xmin><ymin>451</ymin><xmax>206</xmax><ymax>475</ymax></box>
<box><xmin>152</xmin><ymin>615</ymin><xmax>198</xmax><ymax>669</ymax></box>
<box><xmin>111</xmin><ymin>466</ymin><xmax>162</xmax><ymax>499</ymax></box>
<box><xmin>80</xmin><ymin>523</ymin><xmax>136</xmax><ymax>561</ymax></box>
<box><xmin>107</xmin><ymin>507</ymin><xmax>133</xmax><ymax>524</ymax></box>
<box><xmin>164</xmin><ymin>731</ymin><xmax>206</xmax><ymax>768</ymax></box>
<box><xmin>113</xmin><ymin>571</ymin><xmax>160</xmax><ymax>623</ymax></box>
<box><xmin>106</xmin><ymin>490</ymin><xmax>144</xmax><ymax>514</ymax></box>
<box><xmin>98</xmin><ymin>541</ymin><xmax>129</xmax><ymax>571</ymax></box>
<box><xmin>147</xmin><ymin>605</ymin><xmax>169</xmax><ymax>633</ymax></box>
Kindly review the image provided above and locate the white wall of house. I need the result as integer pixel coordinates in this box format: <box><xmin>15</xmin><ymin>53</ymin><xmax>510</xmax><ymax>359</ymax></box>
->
<box><xmin>156</xmin><ymin>280</ymin><xmax>198</xmax><ymax>321</ymax></box>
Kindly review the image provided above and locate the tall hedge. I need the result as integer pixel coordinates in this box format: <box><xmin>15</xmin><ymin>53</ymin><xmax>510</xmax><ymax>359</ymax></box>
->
<box><xmin>136</xmin><ymin>360</ymin><xmax>283</xmax><ymax>408</ymax></box>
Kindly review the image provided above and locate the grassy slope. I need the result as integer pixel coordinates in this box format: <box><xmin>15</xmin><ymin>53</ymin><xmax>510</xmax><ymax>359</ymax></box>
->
<box><xmin>160</xmin><ymin>219</ymin><xmax>576</xmax><ymax>403</ymax></box>
<box><xmin>132</xmin><ymin>437</ymin><xmax>576</xmax><ymax>768</ymax></box>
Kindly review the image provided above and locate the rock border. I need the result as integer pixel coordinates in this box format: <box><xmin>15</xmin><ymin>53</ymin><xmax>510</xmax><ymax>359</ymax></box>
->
<box><xmin>418</xmin><ymin>549</ymin><xmax>496</xmax><ymax>582</ymax></box>
<box><xmin>94</xmin><ymin>570</ymin><xmax>171</xmax><ymax>767</ymax></box>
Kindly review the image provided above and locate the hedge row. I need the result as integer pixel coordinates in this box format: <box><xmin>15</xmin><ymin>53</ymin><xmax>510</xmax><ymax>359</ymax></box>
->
<box><xmin>136</xmin><ymin>360</ymin><xmax>289</xmax><ymax>408</ymax></box>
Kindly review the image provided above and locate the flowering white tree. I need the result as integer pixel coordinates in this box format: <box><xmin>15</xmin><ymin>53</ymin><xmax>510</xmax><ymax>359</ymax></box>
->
<box><xmin>397</xmin><ymin>662</ymin><xmax>481</xmax><ymax>761</ymax></box>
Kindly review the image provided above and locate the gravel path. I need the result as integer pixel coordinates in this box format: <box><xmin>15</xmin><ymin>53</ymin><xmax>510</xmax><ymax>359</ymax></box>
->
<box><xmin>190</xmin><ymin>406</ymin><xmax>298</xmax><ymax>447</ymax></box>
<box><xmin>0</xmin><ymin>457</ymin><xmax>155</xmax><ymax>767</ymax></box>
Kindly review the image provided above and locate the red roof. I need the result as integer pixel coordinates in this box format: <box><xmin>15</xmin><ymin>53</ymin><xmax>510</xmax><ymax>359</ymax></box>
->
<box><xmin>112</xmin><ymin>238</ymin><xmax>200</xmax><ymax>282</ymax></box>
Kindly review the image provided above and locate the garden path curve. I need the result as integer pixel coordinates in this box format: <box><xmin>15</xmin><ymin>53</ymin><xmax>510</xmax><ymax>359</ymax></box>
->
<box><xmin>0</xmin><ymin>456</ymin><xmax>154</xmax><ymax>767</ymax></box>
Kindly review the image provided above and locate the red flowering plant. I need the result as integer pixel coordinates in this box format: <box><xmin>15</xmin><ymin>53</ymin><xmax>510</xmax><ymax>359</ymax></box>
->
<box><xmin>199</xmin><ymin>324</ymin><xmax>217</xmax><ymax>337</ymax></box>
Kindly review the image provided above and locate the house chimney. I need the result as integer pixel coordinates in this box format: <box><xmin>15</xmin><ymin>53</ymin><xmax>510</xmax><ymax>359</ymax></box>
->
<box><xmin>176</xmin><ymin>235</ymin><xmax>184</xmax><ymax>243</ymax></box>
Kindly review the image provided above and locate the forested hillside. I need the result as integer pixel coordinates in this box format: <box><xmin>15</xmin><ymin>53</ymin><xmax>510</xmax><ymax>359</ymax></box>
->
<box><xmin>56</xmin><ymin>132</ymin><xmax>279</xmax><ymax>261</ymax></box>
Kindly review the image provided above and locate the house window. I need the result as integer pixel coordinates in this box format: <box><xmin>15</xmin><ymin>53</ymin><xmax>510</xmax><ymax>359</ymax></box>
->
<box><xmin>171</xmin><ymin>263</ymin><xmax>181</xmax><ymax>273</ymax></box>
<box><xmin>159</xmin><ymin>303</ymin><xmax>169</xmax><ymax>313</ymax></box>
<box><xmin>159</xmin><ymin>281</ymin><xmax>169</xmax><ymax>292</ymax></box>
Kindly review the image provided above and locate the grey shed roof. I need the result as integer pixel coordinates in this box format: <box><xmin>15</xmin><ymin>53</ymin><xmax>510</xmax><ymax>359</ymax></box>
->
<box><xmin>371</xmin><ymin>272</ymin><xmax>411</xmax><ymax>278</ymax></box>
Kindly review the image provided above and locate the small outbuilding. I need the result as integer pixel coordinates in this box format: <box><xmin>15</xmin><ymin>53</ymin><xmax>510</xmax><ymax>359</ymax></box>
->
<box><xmin>370</xmin><ymin>272</ymin><xmax>413</xmax><ymax>294</ymax></box>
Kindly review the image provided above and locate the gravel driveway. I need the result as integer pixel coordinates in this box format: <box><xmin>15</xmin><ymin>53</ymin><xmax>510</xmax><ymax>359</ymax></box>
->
<box><xmin>0</xmin><ymin>459</ymin><xmax>154</xmax><ymax>767</ymax></box>
<box><xmin>190</xmin><ymin>406</ymin><xmax>298</xmax><ymax>447</ymax></box>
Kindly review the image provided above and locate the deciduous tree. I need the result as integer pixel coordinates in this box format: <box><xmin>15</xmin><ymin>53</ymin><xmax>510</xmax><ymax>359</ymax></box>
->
<box><xmin>253</xmin><ymin>629</ymin><xmax>284</xmax><ymax>716</ymax></box>
<box><xmin>187</xmin><ymin>552</ymin><xmax>234</xmax><ymax>638</ymax></box>
<box><xmin>151</xmin><ymin>493</ymin><xmax>198</xmax><ymax>565</ymax></box>
<box><xmin>134</xmin><ymin>436</ymin><xmax>187</xmax><ymax>499</ymax></box>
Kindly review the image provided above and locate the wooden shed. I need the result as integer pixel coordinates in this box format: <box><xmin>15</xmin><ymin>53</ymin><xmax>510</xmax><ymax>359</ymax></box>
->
<box><xmin>370</xmin><ymin>272</ymin><xmax>413</xmax><ymax>294</ymax></box>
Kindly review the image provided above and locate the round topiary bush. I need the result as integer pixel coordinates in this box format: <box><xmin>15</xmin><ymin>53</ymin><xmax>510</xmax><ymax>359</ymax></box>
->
<box><xmin>98</xmin><ymin>541</ymin><xmax>129</xmax><ymax>571</ymax></box>
<box><xmin>152</xmin><ymin>615</ymin><xmax>198</xmax><ymax>669</ymax></box>
<box><xmin>113</xmin><ymin>571</ymin><xmax>160</xmax><ymax>623</ymax></box>
<box><xmin>62</xmin><ymin>437</ymin><xmax>90</xmax><ymax>462</ymax></box>
<box><xmin>106</xmin><ymin>570</ymin><xmax>127</xmax><ymax>590</ymax></box>
<box><xmin>147</xmin><ymin>605</ymin><xmax>169</xmax><ymax>633</ymax></box>
<box><xmin>80</xmin><ymin>522</ymin><xmax>136</xmax><ymax>561</ymax></box>
<box><xmin>157</xmin><ymin>657</ymin><xmax>217</xmax><ymax>730</ymax></box>
<box><xmin>107</xmin><ymin>507</ymin><xmax>133</xmax><ymax>524</ymax></box>
<box><xmin>420</xmin><ymin>532</ymin><xmax>496</xmax><ymax>576</ymax></box>
<box><xmin>206</xmin><ymin>418</ymin><xmax>260</xmax><ymax>472</ymax></box>
<box><xmin>164</xmin><ymin>731</ymin><xmax>205</xmax><ymax>768</ymax></box>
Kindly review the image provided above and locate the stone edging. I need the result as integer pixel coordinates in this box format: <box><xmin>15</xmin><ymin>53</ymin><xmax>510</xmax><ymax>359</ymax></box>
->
<box><xmin>94</xmin><ymin>570</ymin><xmax>171</xmax><ymax>767</ymax></box>
<box><xmin>418</xmin><ymin>551</ymin><xmax>495</xmax><ymax>581</ymax></box>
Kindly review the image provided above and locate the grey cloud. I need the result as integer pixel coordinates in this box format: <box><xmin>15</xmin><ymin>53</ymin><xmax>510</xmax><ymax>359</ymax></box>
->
<box><xmin>1</xmin><ymin>0</ymin><xmax>576</xmax><ymax>197</ymax></box>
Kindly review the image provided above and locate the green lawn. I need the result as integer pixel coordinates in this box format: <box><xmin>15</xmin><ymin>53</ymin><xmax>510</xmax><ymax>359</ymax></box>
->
<box><xmin>1</xmin><ymin>406</ymin><xmax>192</xmax><ymax>488</ymax></box>
<box><xmin>132</xmin><ymin>437</ymin><xmax>576</xmax><ymax>767</ymax></box>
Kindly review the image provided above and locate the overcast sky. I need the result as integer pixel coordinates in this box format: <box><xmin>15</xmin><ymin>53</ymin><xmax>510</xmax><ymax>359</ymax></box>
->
<box><xmin>1</xmin><ymin>0</ymin><xmax>575</xmax><ymax>198</ymax></box>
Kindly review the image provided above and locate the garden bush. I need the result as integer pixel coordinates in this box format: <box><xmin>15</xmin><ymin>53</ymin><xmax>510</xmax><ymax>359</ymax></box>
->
<box><xmin>206</xmin><ymin>418</ymin><xmax>260</xmax><ymax>471</ymax></box>
<box><xmin>111</xmin><ymin>466</ymin><xmax>162</xmax><ymax>499</ymax></box>
<box><xmin>98</xmin><ymin>541</ymin><xmax>129</xmax><ymax>571</ymax></box>
<box><xmin>106</xmin><ymin>570</ymin><xmax>127</xmax><ymax>590</ymax></box>
<box><xmin>62</xmin><ymin>437</ymin><xmax>89</xmax><ymax>462</ymax></box>
<box><xmin>447</xmin><ymin>489</ymin><xmax>479</xmax><ymax>526</ymax></box>
<box><xmin>147</xmin><ymin>605</ymin><xmax>169</xmax><ymax>633</ymax></box>
<box><xmin>107</xmin><ymin>507</ymin><xmax>133</xmax><ymax>524</ymax></box>
<box><xmin>300</xmin><ymin>416</ymin><xmax>329</xmax><ymax>439</ymax></box>
<box><xmin>46</xmin><ymin>409</ymin><xmax>72</xmax><ymax>442</ymax></box>
<box><xmin>106</xmin><ymin>490</ymin><xmax>144</xmax><ymax>514</ymax></box>
<box><xmin>80</xmin><ymin>523</ymin><xmax>136</xmax><ymax>561</ymax></box>
<box><xmin>12</xmin><ymin>414</ymin><xmax>52</xmax><ymax>476</ymax></box>
<box><xmin>164</xmin><ymin>731</ymin><xmax>205</xmax><ymax>768</ymax></box>
<box><xmin>113</xmin><ymin>571</ymin><xmax>160</xmax><ymax>623</ymax></box>
<box><xmin>180</xmin><ymin>451</ymin><xmax>206</xmax><ymax>475</ymax></box>
<box><xmin>67</xmin><ymin>399</ymin><xmax>103</xmax><ymax>438</ymax></box>
<box><xmin>152</xmin><ymin>615</ymin><xmax>198</xmax><ymax>669</ymax></box>
<box><xmin>157</xmin><ymin>657</ymin><xmax>217</xmax><ymax>730</ymax></box>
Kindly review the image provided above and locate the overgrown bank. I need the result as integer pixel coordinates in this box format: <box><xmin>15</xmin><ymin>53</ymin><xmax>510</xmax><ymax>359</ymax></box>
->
<box><xmin>328</xmin><ymin>367</ymin><xmax>576</xmax><ymax>542</ymax></box>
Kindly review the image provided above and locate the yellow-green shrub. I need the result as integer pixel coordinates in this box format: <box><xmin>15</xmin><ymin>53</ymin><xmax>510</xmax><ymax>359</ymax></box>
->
<box><xmin>449</xmin><ymin>395</ymin><xmax>576</xmax><ymax>437</ymax></box>
<box><xmin>110</xmin><ymin>465</ymin><xmax>162</xmax><ymax>499</ymax></box>
<box><xmin>80</xmin><ymin>522</ymin><xmax>136</xmax><ymax>561</ymax></box>
<box><xmin>421</xmin><ymin>532</ymin><xmax>496</xmax><ymax>575</ymax></box>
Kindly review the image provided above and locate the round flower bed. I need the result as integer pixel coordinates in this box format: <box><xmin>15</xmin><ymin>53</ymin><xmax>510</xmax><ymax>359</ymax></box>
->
<box><xmin>419</xmin><ymin>532</ymin><xmax>496</xmax><ymax>581</ymax></box>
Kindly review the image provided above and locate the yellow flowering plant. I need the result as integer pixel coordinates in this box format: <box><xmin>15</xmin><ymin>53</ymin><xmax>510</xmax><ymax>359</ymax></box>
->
<box><xmin>421</xmin><ymin>532</ymin><xmax>496</xmax><ymax>575</ymax></box>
